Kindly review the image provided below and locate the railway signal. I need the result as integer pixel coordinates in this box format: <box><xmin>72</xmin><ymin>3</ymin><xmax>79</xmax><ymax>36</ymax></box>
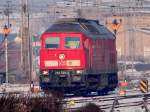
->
<box><xmin>139</xmin><ymin>79</ymin><xmax>148</xmax><ymax>93</ymax></box>
<box><xmin>3</xmin><ymin>25</ymin><xmax>11</xmax><ymax>36</ymax></box>
<box><xmin>111</xmin><ymin>19</ymin><xmax>122</xmax><ymax>35</ymax></box>
<box><xmin>2</xmin><ymin>25</ymin><xmax>11</xmax><ymax>84</ymax></box>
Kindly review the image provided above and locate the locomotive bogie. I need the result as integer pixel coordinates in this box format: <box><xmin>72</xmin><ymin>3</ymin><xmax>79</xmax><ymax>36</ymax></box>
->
<box><xmin>40</xmin><ymin>72</ymin><xmax>118</xmax><ymax>95</ymax></box>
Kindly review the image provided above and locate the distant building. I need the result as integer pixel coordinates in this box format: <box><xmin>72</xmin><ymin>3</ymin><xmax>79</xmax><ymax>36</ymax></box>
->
<box><xmin>49</xmin><ymin>0</ymin><xmax>150</xmax><ymax>62</ymax></box>
<box><xmin>106</xmin><ymin>16</ymin><xmax>150</xmax><ymax>62</ymax></box>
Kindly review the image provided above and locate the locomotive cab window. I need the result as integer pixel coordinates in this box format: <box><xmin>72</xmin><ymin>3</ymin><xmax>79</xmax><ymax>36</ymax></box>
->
<box><xmin>45</xmin><ymin>37</ymin><xmax>60</xmax><ymax>48</ymax></box>
<box><xmin>65</xmin><ymin>37</ymin><xmax>80</xmax><ymax>48</ymax></box>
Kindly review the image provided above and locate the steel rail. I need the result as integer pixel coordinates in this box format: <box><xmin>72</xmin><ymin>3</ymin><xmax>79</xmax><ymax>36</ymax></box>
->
<box><xmin>64</xmin><ymin>93</ymin><xmax>150</xmax><ymax>104</ymax></box>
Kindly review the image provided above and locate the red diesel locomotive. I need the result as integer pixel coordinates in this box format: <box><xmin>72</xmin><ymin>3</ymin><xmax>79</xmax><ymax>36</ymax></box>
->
<box><xmin>40</xmin><ymin>18</ymin><xmax>118</xmax><ymax>95</ymax></box>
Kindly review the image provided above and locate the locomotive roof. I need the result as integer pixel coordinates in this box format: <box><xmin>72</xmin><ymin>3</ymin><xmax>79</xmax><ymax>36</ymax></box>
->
<box><xmin>46</xmin><ymin>18</ymin><xmax>115</xmax><ymax>39</ymax></box>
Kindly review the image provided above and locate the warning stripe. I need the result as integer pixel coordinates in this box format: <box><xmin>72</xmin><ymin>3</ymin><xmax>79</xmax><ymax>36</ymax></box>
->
<box><xmin>140</xmin><ymin>81</ymin><xmax>147</xmax><ymax>89</ymax></box>
<box><xmin>140</xmin><ymin>85</ymin><xmax>147</xmax><ymax>93</ymax></box>
<box><xmin>139</xmin><ymin>80</ymin><xmax>148</xmax><ymax>93</ymax></box>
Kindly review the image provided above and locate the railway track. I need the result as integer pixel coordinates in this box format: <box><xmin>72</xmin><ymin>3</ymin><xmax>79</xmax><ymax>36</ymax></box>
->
<box><xmin>0</xmin><ymin>90</ymin><xmax>150</xmax><ymax>111</ymax></box>
<box><xmin>64</xmin><ymin>93</ymin><xmax>149</xmax><ymax>103</ymax></box>
<box><xmin>0</xmin><ymin>88</ymin><xmax>150</xmax><ymax>111</ymax></box>
<box><xmin>64</xmin><ymin>93</ymin><xmax>150</xmax><ymax>112</ymax></box>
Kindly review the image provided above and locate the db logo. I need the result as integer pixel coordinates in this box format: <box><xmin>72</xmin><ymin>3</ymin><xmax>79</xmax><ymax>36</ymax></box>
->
<box><xmin>59</xmin><ymin>54</ymin><xmax>65</xmax><ymax>60</ymax></box>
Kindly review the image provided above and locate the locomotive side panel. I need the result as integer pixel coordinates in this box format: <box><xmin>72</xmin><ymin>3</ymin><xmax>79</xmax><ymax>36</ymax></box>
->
<box><xmin>87</xmin><ymin>38</ymin><xmax>118</xmax><ymax>93</ymax></box>
<box><xmin>104</xmin><ymin>39</ymin><xmax>117</xmax><ymax>72</ymax></box>
<box><xmin>90</xmin><ymin>39</ymin><xmax>104</xmax><ymax>72</ymax></box>
<box><xmin>89</xmin><ymin>39</ymin><xmax>117</xmax><ymax>73</ymax></box>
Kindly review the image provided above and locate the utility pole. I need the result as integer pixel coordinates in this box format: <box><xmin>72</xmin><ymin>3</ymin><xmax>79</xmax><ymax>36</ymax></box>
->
<box><xmin>4</xmin><ymin>26</ymin><xmax>8</xmax><ymax>84</ymax></box>
<box><xmin>3</xmin><ymin>1</ymin><xmax>12</xmax><ymax>83</ymax></box>
<box><xmin>21</xmin><ymin>0</ymin><xmax>31</xmax><ymax>83</ymax></box>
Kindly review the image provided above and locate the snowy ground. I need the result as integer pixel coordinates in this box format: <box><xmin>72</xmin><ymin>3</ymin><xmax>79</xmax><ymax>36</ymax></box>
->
<box><xmin>0</xmin><ymin>83</ymin><xmax>30</xmax><ymax>93</ymax></box>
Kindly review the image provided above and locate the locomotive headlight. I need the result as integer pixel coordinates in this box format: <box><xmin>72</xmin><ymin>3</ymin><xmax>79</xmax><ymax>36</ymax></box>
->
<box><xmin>42</xmin><ymin>70</ymin><xmax>49</xmax><ymax>75</ymax></box>
<box><xmin>59</xmin><ymin>53</ymin><xmax>65</xmax><ymax>60</ymax></box>
<box><xmin>76</xmin><ymin>70</ymin><xmax>83</xmax><ymax>74</ymax></box>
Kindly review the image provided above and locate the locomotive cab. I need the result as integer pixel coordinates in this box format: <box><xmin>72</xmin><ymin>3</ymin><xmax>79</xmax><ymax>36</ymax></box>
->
<box><xmin>40</xmin><ymin>32</ymin><xmax>88</xmax><ymax>92</ymax></box>
<box><xmin>40</xmin><ymin>33</ymin><xmax>87</xmax><ymax>69</ymax></box>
